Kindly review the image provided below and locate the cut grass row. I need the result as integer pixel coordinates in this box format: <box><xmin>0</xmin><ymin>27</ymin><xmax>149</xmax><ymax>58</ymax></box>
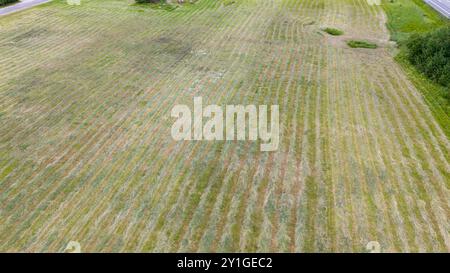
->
<box><xmin>347</xmin><ymin>40</ymin><xmax>378</xmax><ymax>49</ymax></box>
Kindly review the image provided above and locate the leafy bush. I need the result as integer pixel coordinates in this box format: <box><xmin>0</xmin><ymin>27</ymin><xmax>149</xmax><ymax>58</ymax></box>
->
<box><xmin>406</xmin><ymin>26</ymin><xmax>450</xmax><ymax>89</ymax></box>
<box><xmin>0</xmin><ymin>0</ymin><xmax>18</xmax><ymax>6</ymax></box>
<box><xmin>347</xmin><ymin>40</ymin><xmax>378</xmax><ymax>49</ymax></box>
<box><xmin>323</xmin><ymin>27</ymin><xmax>343</xmax><ymax>36</ymax></box>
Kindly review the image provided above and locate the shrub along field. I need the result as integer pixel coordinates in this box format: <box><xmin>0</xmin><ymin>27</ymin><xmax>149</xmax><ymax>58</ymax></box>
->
<box><xmin>0</xmin><ymin>0</ymin><xmax>448</xmax><ymax>252</ymax></box>
<box><xmin>406</xmin><ymin>26</ymin><xmax>449</xmax><ymax>89</ymax></box>
<box><xmin>0</xmin><ymin>0</ymin><xmax>17</xmax><ymax>7</ymax></box>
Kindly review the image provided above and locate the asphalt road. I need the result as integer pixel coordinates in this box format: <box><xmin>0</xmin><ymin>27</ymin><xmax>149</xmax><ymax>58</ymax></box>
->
<box><xmin>0</xmin><ymin>0</ymin><xmax>50</xmax><ymax>16</ymax></box>
<box><xmin>425</xmin><ymin>0</ymin><xmax>450</xmax><ymax>18</ymax></box>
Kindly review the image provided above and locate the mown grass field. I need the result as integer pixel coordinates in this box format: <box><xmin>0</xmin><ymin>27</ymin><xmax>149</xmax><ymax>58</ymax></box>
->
<box><xmin>0</xmin><ymin>0</ymin><xmax>448</xmax><ymax>252</ymax></box>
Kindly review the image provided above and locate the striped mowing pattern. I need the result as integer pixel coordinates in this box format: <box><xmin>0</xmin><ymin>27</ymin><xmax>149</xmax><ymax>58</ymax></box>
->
<box><xmin>0</xmin><ymin>0</ymin><xmax>448</xmax><ymax>252</ymax></box>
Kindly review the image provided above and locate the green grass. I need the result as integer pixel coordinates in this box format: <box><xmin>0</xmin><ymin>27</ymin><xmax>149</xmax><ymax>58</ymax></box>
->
<box><xmin>382</xmin><ymin>0</ymin><xmax>447</xmax><ymax>43</ymax></box>
<box><xmin>347</xmin><ymin>40</ymin><xmax>378</xmax><ymax>49</ymax></box>
<box><xmin>323</xmin><ymin>27</ymin><xmax>343</xmax><ymax>36</ymax></box>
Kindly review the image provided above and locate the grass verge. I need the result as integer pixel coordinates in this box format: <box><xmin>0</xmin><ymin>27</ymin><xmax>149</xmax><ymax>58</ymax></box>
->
<box><xmin>382</xmin><ymin>0</ymin><xmax>446</xmax><ymax>43</ymax></box>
